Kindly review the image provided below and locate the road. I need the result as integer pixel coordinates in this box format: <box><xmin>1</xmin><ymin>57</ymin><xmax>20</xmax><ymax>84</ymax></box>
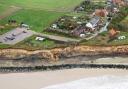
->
<box><xmin>99</xmin><ymin>22</ymin><xmax>110</xmax><ymax>33</ymax></box>
<box><xmin>31</xmin><ymin>31</ymin><xmax>81</xmax><ymax>43</ymax></box>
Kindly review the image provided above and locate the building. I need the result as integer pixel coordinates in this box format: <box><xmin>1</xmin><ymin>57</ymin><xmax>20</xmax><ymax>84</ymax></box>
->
<box><xmin>86</xmin><ymin>16</ymin><xmax>100</xmax><ymax>30</ymax></box>
<box><xmin>112</xmin><ymin>0</ymin><xmax>125</xmax><ymax>6</ymax></box>
<box><xmin>94</xmin><ymin>9</ymin><xmax>109</xmax><ymax>17</ymax></box>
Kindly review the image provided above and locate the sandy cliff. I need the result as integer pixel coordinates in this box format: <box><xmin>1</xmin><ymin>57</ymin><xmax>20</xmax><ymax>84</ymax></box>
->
<box><xmin>0</xmin><ymin>45</ymin><xmax>128</xmax><ymax>61</ymax></box>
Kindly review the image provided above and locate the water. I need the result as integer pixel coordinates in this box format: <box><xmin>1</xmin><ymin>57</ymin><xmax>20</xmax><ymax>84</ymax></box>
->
<box><xmin>42</xmin><ymin>76</ymin><xmax>128</xmax><ymax>89</ymax></box>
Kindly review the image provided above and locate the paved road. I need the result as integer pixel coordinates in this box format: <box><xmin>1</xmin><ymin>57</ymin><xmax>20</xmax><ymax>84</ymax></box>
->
<box><xmin>99</xmin><ymin>22</ymin><xmax>110</xmax><ymax>33</ymax></box>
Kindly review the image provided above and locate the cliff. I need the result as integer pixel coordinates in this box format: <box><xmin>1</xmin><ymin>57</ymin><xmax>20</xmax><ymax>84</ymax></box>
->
<box><xmin>0</xmin><ymin>45</ymin><xmax>128</xmax><ymax>61</ymax></box>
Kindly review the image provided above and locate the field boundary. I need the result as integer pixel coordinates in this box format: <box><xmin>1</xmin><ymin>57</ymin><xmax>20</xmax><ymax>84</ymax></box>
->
<box><xmin>0</xmin><ymin>6</ymin><xmax>22</xmax><ymax>20</ymax></box>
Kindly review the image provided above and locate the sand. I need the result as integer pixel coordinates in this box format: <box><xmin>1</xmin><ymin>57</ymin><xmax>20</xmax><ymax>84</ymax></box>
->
<box><xmin>0</xmin><ymin>68</ymin><xmax>128</xmax><ymax>89</ymax></box>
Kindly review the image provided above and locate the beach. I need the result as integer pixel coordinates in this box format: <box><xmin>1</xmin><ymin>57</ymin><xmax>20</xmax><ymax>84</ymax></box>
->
<box><xmin>0</xmin><ymin>68</ymin><xmax>128</xmax><ymax>89</ymax></box>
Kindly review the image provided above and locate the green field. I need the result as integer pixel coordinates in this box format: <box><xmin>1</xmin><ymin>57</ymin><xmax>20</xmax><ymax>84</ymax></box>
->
<box><xmin>0</xmin><ymin>10</ymin><xmax>64</xmax><ymax>32</ymax></box>
<box><xmin>12</xmin><ymin>35</ymin><xmax>57</xmax><ymax>50</ymax></box>
<box><xmin>0</xmin><ymin>0</ymin><xmax>85</xmax><ymax>33</ymax></box>
<box><xmin>0</xmin><ymin>0</ymin><xmax>84</xmax><ymax>12</ymax></box>
<box><xmin>0</xmin><ymin>4</ymin><xmax>8</xmax><ymax>13</ymax></box>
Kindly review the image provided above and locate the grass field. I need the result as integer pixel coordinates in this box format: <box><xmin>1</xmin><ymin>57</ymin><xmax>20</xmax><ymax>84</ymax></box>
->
<box><xmin>0</xmin><ymin>9</ymin><xmax>64</xmax><ymax>32</ymax></box>
<box><xmin>0</xmin><ymin>4</ymin><xmax>10</xmax><ymax>14</ymax></box>
<box><xmin>0</xmin><ymin>0</ymin><xmax>85</xmax><ymax>33</ymax></box>
<box><xmin>121</xmin><ymin>15</ymin><xmax>128</xmax><ymax>23</ymax></box>
<box><xmin>12</xmin><ymin>35</ymin><xmax>57</xmax><ymax>50</ymax></box>
<box><xmin>0</xmin><ymin>0</ymin><xmax>84</xmax><ymax>12</ymax></box>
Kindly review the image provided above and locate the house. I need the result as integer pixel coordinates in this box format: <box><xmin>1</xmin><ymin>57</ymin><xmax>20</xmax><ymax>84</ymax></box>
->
<box><xmin>71</xmin><ymin>26</ymin><xmax>86</xmax><ymax>36</ymax></box>
<box><xmin>86</xmin><ymin>16</ymin><xmax>100</xmax><ymax>30</ymax></box>
<box><xmin>112</xmin><ymin>0</ymin><xmax>125</xmax><ymax>6</ymax></box>
<box><xmin>94</xmin><ymin>9</ymin><xmax>109</xmax><ymax>17</ymax></box>
<box><xmin>71</xmin><ymin>25</ymin><xmax>93</xmax><ymax>37</ymax></box>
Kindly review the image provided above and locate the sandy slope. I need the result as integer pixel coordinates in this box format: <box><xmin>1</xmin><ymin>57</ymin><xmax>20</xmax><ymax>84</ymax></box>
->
<box><xmin>0</xmin><ymin>68</ymin><xmax>128</xmax><ymax>89</ymax></box>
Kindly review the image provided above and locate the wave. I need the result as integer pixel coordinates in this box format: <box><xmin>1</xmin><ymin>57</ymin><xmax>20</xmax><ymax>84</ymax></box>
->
<box><xmin>42</xmin><ymin>75</ymin><xmax>128</xmax><ymax>89</ymax></box>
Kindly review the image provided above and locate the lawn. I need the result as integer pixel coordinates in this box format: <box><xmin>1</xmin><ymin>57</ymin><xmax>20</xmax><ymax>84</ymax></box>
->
<box><xmin>0</xmin><ymin>4</ymin><xmax>10</xmax><ymax>14</ymax></box>
<box><xmin>0</xmin><ymin>35</ymin><xmax>58</xmax><ymax>50</ymax></box>
<box><xmin>0</xmin><ymin>9</ymin><xmax>64</xmax><ymax>32</ymax></box>
<box><xmin>0</xmin><ymin>27</ymin><xmax>14</xmax><ymax>35</ymax></box>
<box><xmin>121</xmin><ymin>15</ymin><xmax>128</xmax><ymax>23</ymax></box>
<box><xmin>0</xmin><ymin>0</ymin><xmax>84</xmax><ymax>12</ymax></box>
<box><xmin>0</xmin><ymin>43</ymin><xmax>10</xmax><ymax>49</ymax></box>
<box><xmin>12</xmin><ymin>35</ymin><xmax>65</xmax><ymax>50</ymax></box>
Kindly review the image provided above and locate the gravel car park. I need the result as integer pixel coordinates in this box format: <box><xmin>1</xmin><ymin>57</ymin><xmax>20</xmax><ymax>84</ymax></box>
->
<box><xmin>0</xmin><ymin>27</ymin><xmax>34</xmax><ymax>45</ymax></box>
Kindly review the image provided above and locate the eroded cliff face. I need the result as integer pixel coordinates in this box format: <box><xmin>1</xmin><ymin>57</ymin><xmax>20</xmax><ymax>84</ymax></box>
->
<box><xmin>0</xmin><ymin>45</ymin><xmax>128</xmax><ymax>61</ymax></box>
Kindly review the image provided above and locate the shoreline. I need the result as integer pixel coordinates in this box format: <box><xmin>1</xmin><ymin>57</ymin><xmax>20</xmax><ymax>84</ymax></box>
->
<box><xmin>0</xmin><ymin>68</ymin><xmax>128</xmax><ymax>89</ymax></box>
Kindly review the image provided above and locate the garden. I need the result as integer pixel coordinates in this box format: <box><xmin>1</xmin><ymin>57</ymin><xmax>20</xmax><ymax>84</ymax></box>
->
<box><xmin>45</xmin><ymin>15</ymin><xmax>90</xmax><ymax>38</ymax></box>
<box><xmin>75</xmin><ymin>0</ymin><xmax>106</xmax><ymax>13</ymax></box>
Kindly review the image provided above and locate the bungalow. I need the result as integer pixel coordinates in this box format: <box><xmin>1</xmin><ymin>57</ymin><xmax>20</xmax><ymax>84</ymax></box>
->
<box><xmin>86</xmin><ymin>16</ymin><xmax>100</xmax><ymax>30</ymax></box>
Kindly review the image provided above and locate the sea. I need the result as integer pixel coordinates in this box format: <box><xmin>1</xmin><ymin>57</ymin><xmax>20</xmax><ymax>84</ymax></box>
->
<box><xmin>42</xmin><ymin>75</ymin><xmax>128</xmax><ymax>89</ymax></box>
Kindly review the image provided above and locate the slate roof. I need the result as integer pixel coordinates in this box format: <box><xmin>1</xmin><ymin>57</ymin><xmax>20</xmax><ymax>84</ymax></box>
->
<box><xmin>89</xmin><ymin>16</ymin><xmax>100</xmax><ymax>27</ymax></box>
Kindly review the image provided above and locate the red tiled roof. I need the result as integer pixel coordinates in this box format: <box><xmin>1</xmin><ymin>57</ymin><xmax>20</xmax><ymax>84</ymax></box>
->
<box><xmin>95</xmin><ymin>9</ymin><xmax>108</xmax><ymax>17</ymax></box>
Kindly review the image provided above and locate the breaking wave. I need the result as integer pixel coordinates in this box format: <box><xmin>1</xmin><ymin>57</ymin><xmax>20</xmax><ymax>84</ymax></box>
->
<box><xmin>42</xmin><ymin>75</ymin><xmax>128</xmax><ymax>89</ymax></box>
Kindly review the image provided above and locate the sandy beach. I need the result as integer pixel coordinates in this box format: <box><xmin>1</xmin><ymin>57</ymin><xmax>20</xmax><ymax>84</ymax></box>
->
<box><xmin>0</xmin><ymin>68</ymin><xmax>128</xmax><ymax>89</ymax></box>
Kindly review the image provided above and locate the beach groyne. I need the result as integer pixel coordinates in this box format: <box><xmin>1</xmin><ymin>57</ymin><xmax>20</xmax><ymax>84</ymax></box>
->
<box><xmin>1</xmin><ymin>64</ymin><xmax>128</xmax><ymax>73</ymax></box>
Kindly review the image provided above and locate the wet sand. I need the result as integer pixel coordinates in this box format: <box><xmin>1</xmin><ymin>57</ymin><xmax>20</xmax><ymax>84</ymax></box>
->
<box><xmin>0</xmin><ymin>68</ymin><xmax>128</xmax><ymax>89</ymax></box>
